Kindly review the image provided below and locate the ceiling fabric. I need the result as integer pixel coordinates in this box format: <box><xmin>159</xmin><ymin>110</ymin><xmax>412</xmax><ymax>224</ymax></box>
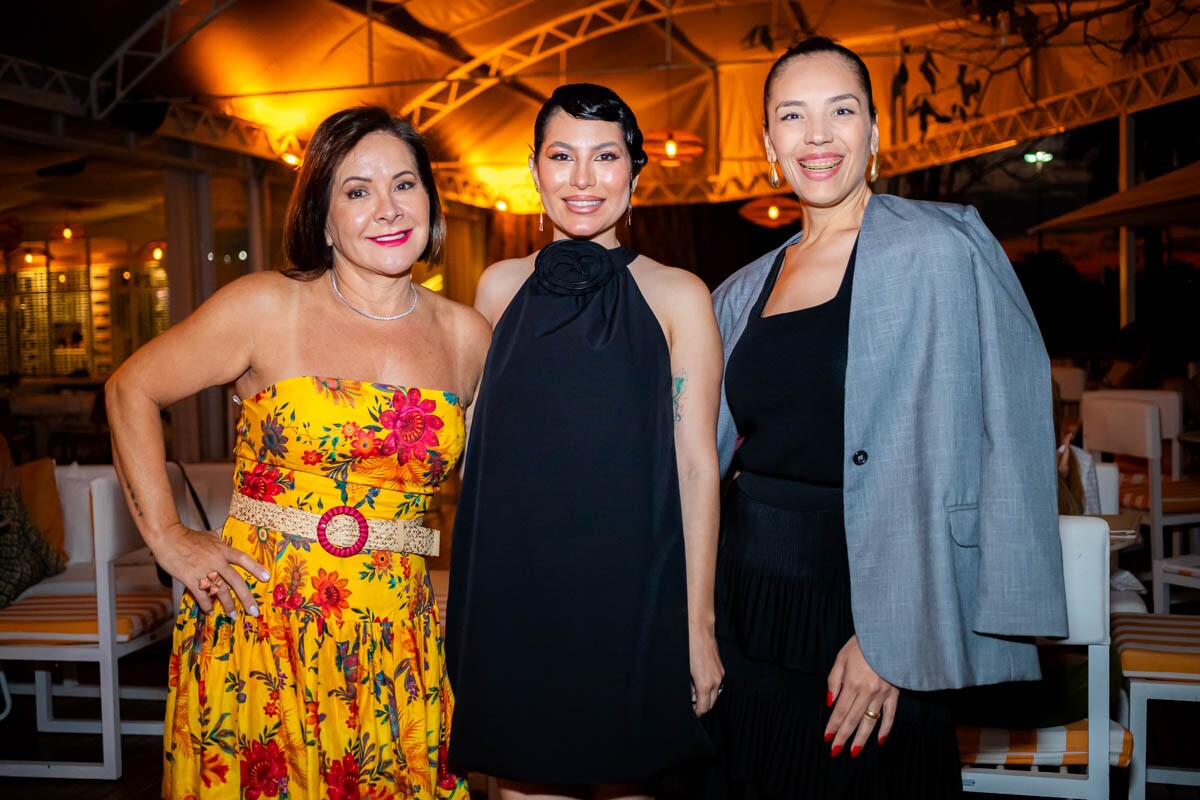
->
<box><xmin>3</xmin><ymin>0</ymin><xmax>1200</xmax><ymax>214</ymax></box>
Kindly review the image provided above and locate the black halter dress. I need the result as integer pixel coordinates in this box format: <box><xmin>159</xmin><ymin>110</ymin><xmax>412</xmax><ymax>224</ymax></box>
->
<box><xmin>447</xmin><ymin>240</ymin><xmax>712</xmax><ymax>784</ymax></box>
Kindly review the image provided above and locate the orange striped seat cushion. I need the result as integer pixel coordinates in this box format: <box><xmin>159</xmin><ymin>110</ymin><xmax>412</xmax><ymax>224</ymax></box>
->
<box><xmin>957</xmin><ymin>719</ymin><xmax>1132</xmax><ymax>768</ymax></box>
<box><xmin>1112</xmin><ymin>612</ymin><xmax>1200</xmax><ymax>678</ymax></box>
<box><xmin>1118</xmin><ymin>474</ymin><xmax>1200</xmax><ymax>514</ymax></box>
<box><xmin>0</xmin><ymin>591</ymin><xmax>173</xmax><ymax>644</ymax></box>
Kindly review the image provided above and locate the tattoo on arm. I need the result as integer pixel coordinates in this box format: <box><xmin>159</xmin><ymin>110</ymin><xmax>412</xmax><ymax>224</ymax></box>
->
<box><xmin>124</xmin><ymin>480</ymin><xmax>143</xmax><ymax>518</ymax></box>
<box><xmin>672</xmin><ymin>371</ymin><xmax>687</xmax><ymax>424</ymax></box>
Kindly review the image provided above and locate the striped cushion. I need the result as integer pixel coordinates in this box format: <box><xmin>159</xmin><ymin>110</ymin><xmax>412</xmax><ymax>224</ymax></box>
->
<box><xmin>1112</xmin><ymin>612</ymin><xmax>1200</xmax><ymax>679</ymax></box>
<box><xmin>0</xmin><ymin>591</ymin><xmax>173</xmax><ymax>643</ymax></box>
<box><xmin>1119</xmin><ymin>474</ymin><xmax>1200</xmax><ymax>514</ymax></box>
<box><xmin>957</xmin><ymin>719</ymin><xmax>1132</xmax><ymax>767</ymax></box>
<box><xmin>430</xmin><ymin>568</ymin><xmax>448</xmax><ymax>616</ymax></box>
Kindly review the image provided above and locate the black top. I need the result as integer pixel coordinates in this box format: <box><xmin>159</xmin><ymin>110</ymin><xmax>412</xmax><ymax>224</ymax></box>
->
<box><xmin>726</xmin><ymin>239</ymin><xmax>857</xmax><ymax>491</ymax></box>
<box><xmin>447</xmin><ymin>239</ymin><xmax>711</xmax><ymax>783</ymax></box>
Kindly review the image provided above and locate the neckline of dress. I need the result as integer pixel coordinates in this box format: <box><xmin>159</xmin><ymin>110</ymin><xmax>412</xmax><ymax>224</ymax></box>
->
<box><xmin>233</xmin><ymin>375</ymin><xmax>462</xmax><ymax>407</ymax></box>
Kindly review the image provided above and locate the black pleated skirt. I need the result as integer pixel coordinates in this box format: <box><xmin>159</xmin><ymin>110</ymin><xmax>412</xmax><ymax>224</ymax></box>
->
<box><xmin>675</xmin><ymin>479</ymin><xmax>963</xmax><ymax>800</ymax></box>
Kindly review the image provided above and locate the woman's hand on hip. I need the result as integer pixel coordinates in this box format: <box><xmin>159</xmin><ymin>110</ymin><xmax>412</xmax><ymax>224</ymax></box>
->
<box><xmin>153</xmin><ymin>523</ymin><xmax>271</xmax><ymax>618</ymax></box>
<box><xmin>825</xmin><ymin>635</ymin><xmax>899</xmax><ymax>757</ymax></box>
<box><xmin>689</xmin><ymin>622</ymin><xmax>725</xmax><ymax>715</ymax></box>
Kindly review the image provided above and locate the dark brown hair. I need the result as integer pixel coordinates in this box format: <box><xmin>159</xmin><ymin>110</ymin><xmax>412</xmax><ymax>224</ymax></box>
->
<box><xmin>762</xmin><ymin>36</ymin><xmax>878</xmax><ymax>124</ymax></box>
<box><xmin>283</xmin><ymin>106</ymin><xmax>444</xmax><ymax>278</ymax></box>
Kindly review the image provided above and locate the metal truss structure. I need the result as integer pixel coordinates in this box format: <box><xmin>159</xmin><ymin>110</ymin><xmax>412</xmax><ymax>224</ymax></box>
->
<box><xmin>400</xmin><ymin>0</ymin><xmax>719</xmax><ymax>130</ymax></box>
<box><xmin>430</xmin><ymin>168</ymin><xmax>504</xmax><ymax>208</ymax></box>
<box><xmin>91</xmin><ymin>0</ymin><xmax>240</xmax><ymax>119</ymax></box>
<box><xmin>879</xmin><ymin>48</ymin><xmax>1200</xmax><ymax>177</ymax></box>
<box><xmin>0</xmin><ymin>54</ymin><xmax>88</xmax><ymax>116</ymax></box>
<box><xmin>2</xmin><ymin>1</ymin><xmax>1199</xmax><ymax>209</ymax></box>
<box><xmin>159</xmin><ymin>103</ymin><xmax>301</xmax><ymax>162</ymax></box>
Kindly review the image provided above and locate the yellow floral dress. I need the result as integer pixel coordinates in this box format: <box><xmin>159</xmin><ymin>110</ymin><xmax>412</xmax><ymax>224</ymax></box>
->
<box><xmin>164</xmin><ymin>376</ymin><xmax>468</xmax><ymax>800</ymax></box>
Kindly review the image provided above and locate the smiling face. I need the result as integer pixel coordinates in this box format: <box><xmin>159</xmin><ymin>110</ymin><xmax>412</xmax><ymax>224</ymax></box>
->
<box><xmin>763</xmin><ymin>52</ymin><xmax>879</xmax><ymax>210</ymax></box>
<box><xmin>324</xmin><ymin>130</ymin><xmax>430</xmax><ymax>277</ymax></box>
<box><xmin>531</xmin><ymin>110</ymin><xmax>637</xmax><ymax>247</ymax></box>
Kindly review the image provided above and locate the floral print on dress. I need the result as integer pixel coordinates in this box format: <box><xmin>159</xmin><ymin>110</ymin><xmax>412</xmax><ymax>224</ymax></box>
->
<box><xmin>164</xmin><ymin>376</ymin><xmax>467</xmax><ymax>799</ymax></box>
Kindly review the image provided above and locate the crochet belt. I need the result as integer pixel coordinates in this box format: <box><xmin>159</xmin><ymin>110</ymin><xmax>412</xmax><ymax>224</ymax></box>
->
<box><xmin>228</xmin><ymin>492</ymin><xmax>439</xmax><ymax>558</ymax></box>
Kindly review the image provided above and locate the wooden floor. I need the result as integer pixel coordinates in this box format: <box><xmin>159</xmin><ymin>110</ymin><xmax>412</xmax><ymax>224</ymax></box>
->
<box><xmin>2</xmin><ymin>642</ymin><xmax>1198</xmax><ymax>800</ymax></box>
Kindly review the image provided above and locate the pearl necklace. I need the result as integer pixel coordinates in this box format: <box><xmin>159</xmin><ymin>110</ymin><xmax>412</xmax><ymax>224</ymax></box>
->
<box><xmin>330</xmin><ymin>270</ymin><xmax>418</xmax><ymax>321</ymax></box>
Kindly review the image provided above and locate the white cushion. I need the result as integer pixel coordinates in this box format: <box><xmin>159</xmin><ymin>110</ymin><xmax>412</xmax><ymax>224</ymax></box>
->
<box><xmin>15</xmin><ymin>560</ymin><xmax>164</xmax><ymax>600</ymax></box>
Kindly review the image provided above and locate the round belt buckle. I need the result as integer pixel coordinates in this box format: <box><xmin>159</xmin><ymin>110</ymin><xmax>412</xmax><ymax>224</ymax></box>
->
<box><xmin>316</xmin><ymin>506</ymin><xmax>369</xmax><ymax>557</ymax></box>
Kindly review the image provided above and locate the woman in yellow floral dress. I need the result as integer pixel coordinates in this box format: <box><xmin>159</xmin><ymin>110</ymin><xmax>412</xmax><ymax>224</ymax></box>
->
<box><xmin>106</xmin><ymin>106</ymin><xmax>490</xmax><ymax>799</ymax></box>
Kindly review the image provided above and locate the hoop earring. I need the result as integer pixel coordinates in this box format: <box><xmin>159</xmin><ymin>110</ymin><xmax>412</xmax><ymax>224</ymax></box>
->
<box><xmin>869</xmin><ymin>153</ymin><xmax>880</xmax><ymax>182</ymax></box>
<box><xmin>767</xmin><ymin>161</ymin><xmax>782</xmax><ymax>189</ymax></box>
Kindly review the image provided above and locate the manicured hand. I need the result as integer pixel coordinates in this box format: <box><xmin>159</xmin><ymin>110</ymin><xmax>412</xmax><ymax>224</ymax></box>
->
<box><xmin>825</xmin><ymin>635</ymin><xmax>899</xmax><ymax>757</ymax></box>
<box><xmin>154</xmin><ymin>523</ymin><xmax>271</xmax><ymax>617</ymax></box>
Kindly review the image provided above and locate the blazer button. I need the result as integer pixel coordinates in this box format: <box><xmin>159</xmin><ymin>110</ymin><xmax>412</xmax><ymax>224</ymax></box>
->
<box><xmin>852</xmin><ymin>450</ymin><xmax>868</xmax><ymax>466</ymax></box>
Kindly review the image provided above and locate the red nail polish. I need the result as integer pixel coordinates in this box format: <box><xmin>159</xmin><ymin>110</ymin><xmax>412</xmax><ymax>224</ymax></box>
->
<box><xmin>826</xmin><ymin>691</ymin><xmax>834</xmax><ymax>707</ymax></box>
<box><xmin>824</xmin><ymin>731</ymin><xmax>834</xmax><ymax>742</ymax></box>
<box><xmin>831</xmin><ymin>744</ymin><xmax>842</xmax><ymax>758</ymax></box>
<box><xmin>851</xmin><ymin>745</ymin><xmax>862</xmax><ymax>759</ymax></box>
<box><xmin>878</xmin><ymin>734</ymin><xmax>887</xmax><ymax>747</ymax></box>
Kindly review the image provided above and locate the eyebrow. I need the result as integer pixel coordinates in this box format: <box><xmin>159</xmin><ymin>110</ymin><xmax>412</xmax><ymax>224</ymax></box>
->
<box><xmin>774</xmin><ymin>94</ymin><xmax>862</xmax><ymax>111</ymax></box>
<box><xmin>546</xmin><ymin>141</ymin><xmax>622</xmax><ymax>150</ymax></box>
<box><xmin>340</xmin><ymin>169</ymin><xmax>416</xmax><ymax>186</ymax></box>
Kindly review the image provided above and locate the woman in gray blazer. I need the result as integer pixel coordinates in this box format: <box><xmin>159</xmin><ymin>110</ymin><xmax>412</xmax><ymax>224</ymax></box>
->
<box><xmin>699</xmin><ymin>37</ymin><xmax>1068</xmax><ymax>799</ymax></box>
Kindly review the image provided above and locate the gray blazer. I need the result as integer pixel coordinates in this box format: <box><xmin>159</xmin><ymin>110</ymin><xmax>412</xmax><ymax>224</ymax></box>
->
<box><xmin>713</xmin><ymin>193</ymin><xmax>1068</xmax><ymax>691</ymax></box>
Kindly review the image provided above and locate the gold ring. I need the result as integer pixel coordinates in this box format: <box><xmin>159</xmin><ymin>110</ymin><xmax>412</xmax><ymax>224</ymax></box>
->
<box><xmin>863</xmin><ymin>708</ymin><xmax>881</xmax><ymax>720</ymax></box>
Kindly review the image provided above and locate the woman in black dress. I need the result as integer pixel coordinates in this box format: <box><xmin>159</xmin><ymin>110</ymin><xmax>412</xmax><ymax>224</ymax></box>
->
<box><xmin>446</xmin><ymin>84</ymin><xmax>724</xmax><ymax>800</ymax></box>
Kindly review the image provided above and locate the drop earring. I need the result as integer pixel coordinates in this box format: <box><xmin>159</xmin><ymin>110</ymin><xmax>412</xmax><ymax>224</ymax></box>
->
<box><xmin>768</xmin><ymin>161</ymin><xmax>782</xmax><ymax>189</ymax></box>
<box><xmin>539</xmin><ymin>208</ymin><xmax>544</xmax><ymax>233</ymax></box>
<box><xmin>869</xmin><ymin>153</ymin><xmax>880</xmax><ymax>182</ymax></box>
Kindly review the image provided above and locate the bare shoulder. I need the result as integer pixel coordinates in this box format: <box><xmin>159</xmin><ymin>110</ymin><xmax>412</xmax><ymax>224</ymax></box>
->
<box><xmin>475</xmin><ymin>255</ymin><xmax>534</xmax><ymax>325</ymax></box>
<box><xmin>629</xmin><ymin>255</ymin><xmax>712</xmax><ymax>312</ymax></box>
<box><xmin>184</xmin><ymin>269</ymin><xmax>301</xmax><ymax>326</ymax></box>
<box><xmin>424</xmin><ymin>289</ymin><xmax>492</xmax><ymax>350</ymax></box>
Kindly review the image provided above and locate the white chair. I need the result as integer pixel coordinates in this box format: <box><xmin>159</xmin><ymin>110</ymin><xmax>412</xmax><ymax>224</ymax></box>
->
<box><xmin>1084</xmin><ymin>390</ymin><xmax>1185</xmax><ymax>480</ymax></box>
<box><xmin>1112</xmin><ymin>613</ymin><xmax>1200</xmax><ymax>799</ymax></box>
<box><xmin>0</xmin><ymin>470</ymin><xmax>176</xmax><ymax>779</ymax></box>
<box><xmin>0</xmin><ymin>462</ymin><xmax>234</xmax><ymax>779</ymax></box>
<box><xmin>1095</xmin><ymin>463</ymin><xmax>1120</xmax><ymax>515</ymax></box>
<box><xmin>1082</xmin><ymin>394</ymin><xmax>1200</xmax><ymax>613</ymax></box>
<box><xmin>960</xmin><ymin>515</ymin><xmax>1127</xmax><ymax>800</ymax></box>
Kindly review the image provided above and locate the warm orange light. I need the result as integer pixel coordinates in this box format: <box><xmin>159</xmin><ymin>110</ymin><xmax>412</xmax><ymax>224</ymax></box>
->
<box><xmin>23</xmin><ymin>251</ymin><xmax>33</xmax><ymax>264</ymax></box>
<box><xmin>152</xmin><ymin>247</ymin><xmax>164</xmax><ymax>260</ymax></box>
<box><xmin>62</xmin><ymin>226</ymin><xmax>73</xmax><ymax>240</ymax></box>
<box><xmin>122</xmin><ymin>270</ymin><xmax>132</xmax><ymax>280</ymax></box>
<box><xmin>494</xmin><ymin>199</ymin><xmax>509</xmax><ymax>212</ymax></box>
<box><xmin>643</xmin><ymin>129</ymin><xmax>704</xmax><ymax>168</ymax></box>
<box><xmin>57</xmin><ymin>273</ymin><xmax>67</xmax><ymax>283</ymax></box>
<box><xmin>739</xmin><ymin>196</ymin><xmax>803</xmax><ymax>228</ymax></box>
<box><xmin>282</xmin><ymin>153</ymin><xmax>301</xmax><ymax>166</ymax></box>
